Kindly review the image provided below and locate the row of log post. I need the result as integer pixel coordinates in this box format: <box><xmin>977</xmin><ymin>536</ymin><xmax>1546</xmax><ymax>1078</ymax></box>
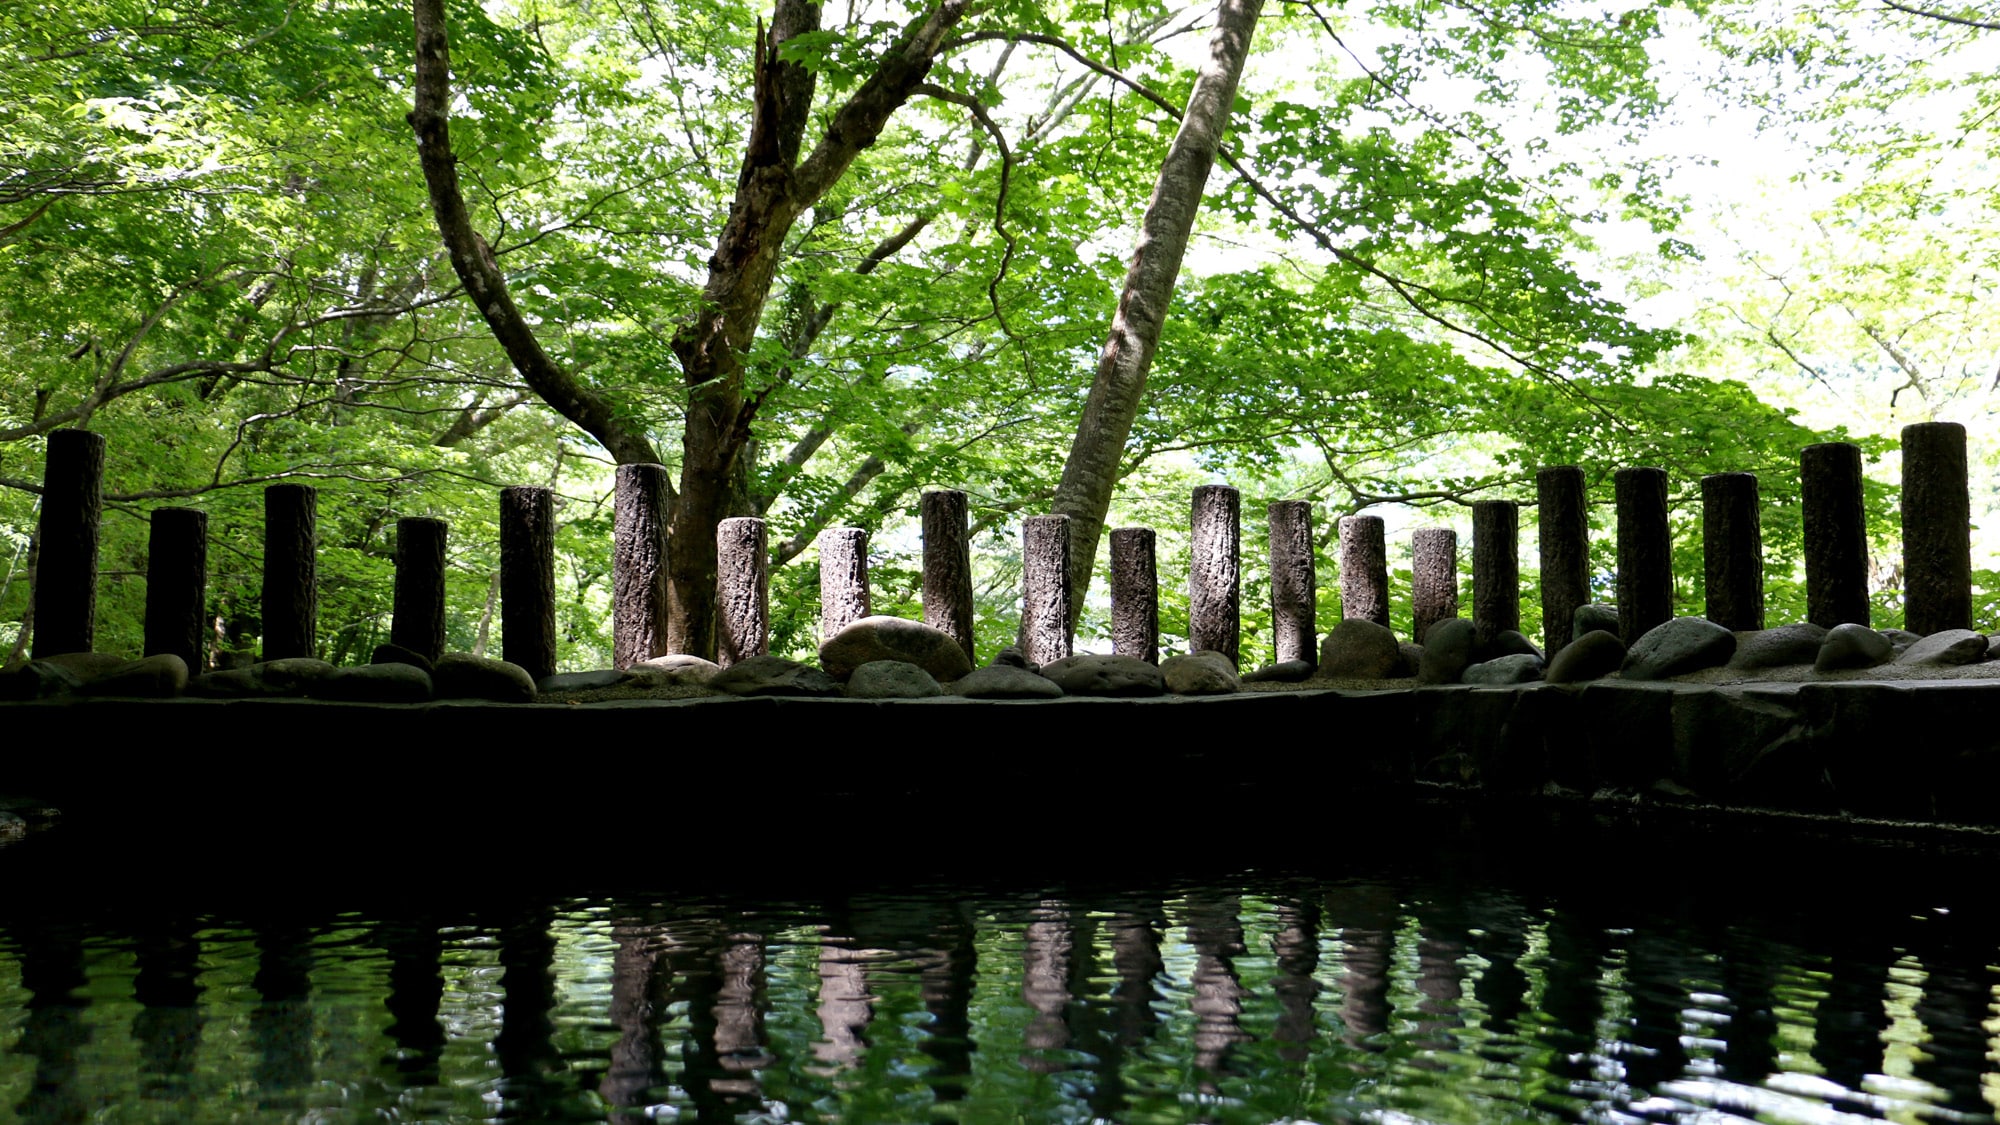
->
<box><xmin>18</xmin><ymin>422</ymin><xmax>1977</xmax><ymax>675</ymax></box>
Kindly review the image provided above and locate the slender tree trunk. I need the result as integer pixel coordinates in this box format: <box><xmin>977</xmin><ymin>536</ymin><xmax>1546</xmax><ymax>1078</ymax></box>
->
<box><xmin>1048</xmin><ymin>0</ymin><xmax>1263</xmax><ymax>631</ymax></box>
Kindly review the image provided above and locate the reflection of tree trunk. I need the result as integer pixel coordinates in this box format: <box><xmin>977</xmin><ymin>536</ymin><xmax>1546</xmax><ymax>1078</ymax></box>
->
<box><xmin>1270</xmin><ymin>899</ymin><xmax>1321</xmax><ymax>1062</ymax></box>
<box><xmin>1908</xmin><ymin>932</ymin><xmax>1990</xmax><ymax>1114</ymax></box>
<box><xmin>251</xmin><ymin>922</ymin><xmax>316</xmax><ymax>1104</ymax></box>
<box><xmin>1465</xmin><ymin>893</ymin><xmax>1529</xmax><ymax>1037</ymax></box>
<box><xmin>814</xmin><ymin>941</ymin><xmax>874</xmax><ymax>1071</ymax></box>
<box><xmin>1811</xmin><ymin>945</ymin><xmax>1888</xmax><ymax>1095</ymax></box>
<box><xmin>712</xmin><ymin>935</ymin><xmax>772</xmax><ymax>1097</ymax></box>
<box><xmin>1076</xmin><ymin>906</ymin><xmax>1165</xmax><ymax>1122</ymax></box>
<box><xmin>494</xmin><ymin>909</ymin><xmax>562</xmax><ymax>1120</ymax></box>
<box><xmin>1538</xmin><ymin>910</ymin><xmax>1604</xmax><ymax>1085</ymax></box>
<box><xmin>919</xmin><ymin>917</ymin><xmax>978</xmax><ymax>1117</ymax></box>
<box><xmin>378</xmin><ymin>917</ymin><xmax>447</xmax><ymax>1088</ymax></box>
<box><xmin>1414</xmin><ymin>923</ymin><xmax>1467</xmax><ymax>1048</ymax></box>
<box><xmin>10</xmin><ymin>921</ymin><xmax>89</xmax><ymax>1125</ymax></box>
<box><xmin>1714</xmin><ymin>929</ymin><xmax>1779</xmax><ymax>1085</ymax></box>
<box><xmin>1622</xmin><ymin>932</ymin><xmax>1694</xmax><ymax>1094</ymax></box>
<box><xmin>602</xmin><ymin>921</ymin><xmax>675</xmax><ymax>1121</ymax></box>
<box><xmin>668</xmin><ymin>924</ymin><xmax>734</xmax><ymax>1123</ymax></box>
<box><xmin>1021</xmin><ymin>901</ymin><xmax>1073</xmax><ymax>1072</ymax></box>
<box><xmin>1184</xmin><ymin>894</ymin><xmax>1249</xmax><ymax>1082</ymax></box>
<box><xmin>1325</xmin><ymin>884</ymin><xmax>1397</xmax><ymax>1048</ymax></box>
<box><xmin>132</xmin><ymin>922</ymin><xmax>205</xmax><ymax>1095</ymax></box>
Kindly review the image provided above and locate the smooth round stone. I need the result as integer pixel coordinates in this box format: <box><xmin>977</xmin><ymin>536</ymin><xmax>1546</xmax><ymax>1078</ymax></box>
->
<box><xmin>1879</xmin><ymin>628</ymin><xmax>1922</xmax><ymax>653</ymax></box>
<box><xmin>36</xmin><ymin>652</ymin><xmax>127</xmax><ymax>682</ymax></box>
<box><xmin>1417</xmin><ymin>618</ymin><xmax>1476</xmax><ymax>685</ymax></box>
<box><xmin>1815</xmin><ymin>622</ymin><xmax>1893</xmax><ymax>672</ymax></box>
<box><xmin>819</xmin><ymin>615</ymin><xmax>973</xmax><ymax>682</ymax></box>
<box><xmin>845</xmin><ymin>660</ymin><xmax>943</xmax><ymax>699</ymax></box>
<box><xmin>953</xmin><ymin>665</ymin><xmax>1063</xmax><ymax>699</ymax></box>
<box><xmin>316</xmin><ymin>662</ymin><xmax>434</xmax><ymax>702</ymax></box>
<box><xmin>1896</xmin><ymin>629</ymin><xmax>1988</xmax><ymax>667</ymax></box>
<box><xmin>1572</xmin><ymin>603</ymin><xmax>1620</xmax><ymax>639</ymax></box>
<box><xmin>371</xmin><ymin>643</ymin><xmax>435</xmax><ymax>674</ymax></box>
<box><xmin>184</xmin><ymin>668</ymin><xmax>281</xmax><ymax>698</ymax></box>
<box><xmin>1396</xmin><ymin>643</ymin><xmax>1424</xmax><ymax>677</ymax></box>
<box><xmin>710</xmin><ymin>655</ymin><xmax>842</xmax><ymax>697</ymax></box>
<box><xmin>1161</xmin><ymin>650</ymin><xmax>1240</xmax><ymax>695</ymax></box>
<box><xmin>80</xmin><ymin>654</ymin><xmax>188</xmax><ymax>697</ymax></box>
<box><xmin>1477</xmin><ymin>630</ymin><xmax>1543</xmax><ymax>664</ymax></box>
<box><xmin>1728</xmin><ymin>623</ymin><xmax>1828</xmax><ymax>669</ymax></box>
<box><xmin>1039</xmin><ymin>655</ymin><xmax>1164</xmax><ymax>697</ymax></box>
<box><xmin>433</xmin><ymin>653</ymin><xmax>537</xmax><ymax>702</ymax></box>
<box><xmin>1462</xmin><ymin>653</ymin><xmax>1544</xmax><ymax>685</ymax></box>
<box><xmin>1544</xmin><ymin>630</ymin><xmax>1626</xmax><ymax>684</ymax></box>
<box><xmin>538</xmin><ymin>669</ymin><xmax>629</xmax><ymax>693</ymax></box>
<box><xmin>3</xmin><ymin>660</ymin><xmax>85</xmax><ymax>700</ymax></box>
<box><xmin>988</xmin><ymin>645</ymin><xmax>1039</xmax><ymax>673</ymax></box>
<box><xmin>631</xmin><ymin>654</ymin><xmax>722</xmax><ymax>686</ymax></box>
<box><xmin>254</xmin><ymin>658</ymin><xmax>338</xmax><ymax>695</ymax></box>
<box><xmin>1622</xmin><ymin>617</ymin><xmax>1736</xmax><ymax>680</ymax></box>
<box><xmin>1317</xmin><ymin>618</ymin><xmax>1402</xmax><ymax>679</ymax></box>
<box><xmin>1242</xmin><ymin>659</ymin><xmax>1315</xmax><ymax>684</ymax></box>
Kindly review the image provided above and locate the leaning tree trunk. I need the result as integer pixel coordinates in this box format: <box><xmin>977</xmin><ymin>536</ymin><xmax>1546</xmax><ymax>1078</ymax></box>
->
<box><xmin>1048</xmin><ymin>0</ymin><xmax>1263</xmax><ymax>631</ymax></box>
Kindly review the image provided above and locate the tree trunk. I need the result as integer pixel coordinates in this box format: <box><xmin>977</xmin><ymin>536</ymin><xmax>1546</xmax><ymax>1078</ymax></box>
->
<box><xmin>1048</xmin><ymin>0</ymin><xmax>1263</xmax><ymax>632</ymax></box>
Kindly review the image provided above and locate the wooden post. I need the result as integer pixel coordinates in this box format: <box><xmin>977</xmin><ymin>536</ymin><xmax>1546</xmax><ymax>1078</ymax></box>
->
<box><xmin>1110</xmin><ymin>527</ymin><xmax>1158</xmax><ymax>664</ymax></box>
<box><xmin>1800</xmin><ymin>442</ymin><xmax>1870</xmax><ymax>628</ymax></box>
<box><xmin>262</xmin><ymin>483</ymin><xmax>318</xmax><ymax>661</ymax></box>
<box><xmin>612</xmin><ymin>463</ymin><xmax>671</xmax><ymax>669</ymax></box>
<box><xmin>1536</xmin><ymin>466</ymin><xmax>1589</xmax><ymax>654</ymax></box>
<box><xmin>716</xmin><ymin>517</ymin><xmax>769</xmax><ymax>668</ymax></box>
<box><xmin>1189</xmin><ymin>485</ymin><xmax>1240</xmax><ymax>663</ymax></box>
<box><xmin>390</xmin><ymin>516</ymin><xmax>448</xmax><ymax>664</ymax></box>
<box><xmin>1269</xmin><ymin>501</ymin><xmax>1317</xmax><ymax>664</ymax></box>
<box><xmin>144</xmin><ymin>507</ymin><xmax>207</xmax><ymax>671</ymax></box>
<box><xmin>1338</xmin><ymin>514</ymin><xmax>1389</xmax><ymax>629</ymax></box>
<box><xmin>922</xmin><ymin>490</ymin><xmax>976</xmax><ymax>667</ymax></box>
<box><xmin>500</xmin><ymin>485</ymin><xmax>556</xmax><ymax>679</ymax></box>
<box><xmin>1614</xmin><ymin>468</ymin><xmax>1672</xmax><ymax>644</ymax></box>
<box><xmin>1701</xmin><ymin>472</ymin><xmax>1764</xmax><ymax>631</ymax></box>
<box><xmin>1901</xmin><ymin>421</ymin><xmax>1971</xmax><ymax>635</ymax></box>
<box><xmin>1471</xmin><ymin>500</ymin><xmax>1519</xmax><ymax>648</ymax></box>
<box><xmin>30</xmin><ymin>428</ymin><xmax>106</xmax><ymax>658</ymax></box>
<box><xmin>818</xmin><ymin>528</ymin><xmax>871</xmax><ymax>642</ymax></box>
<box><xmin>1411</xmin><ymin>528</ymin><xmax>1458</xmax><ymax>644</ymax></box>
<box><xmin>1020</xmin><ymin>515</ymin><xmax>1072</xmax><ymax>666</ymax></box>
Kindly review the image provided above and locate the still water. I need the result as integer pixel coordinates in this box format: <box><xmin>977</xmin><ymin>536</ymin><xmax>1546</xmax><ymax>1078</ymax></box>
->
<box><xmin>2</xmin><ymin>809</ymin><xmax>1997</xmax><ymax>1124</ymax></box>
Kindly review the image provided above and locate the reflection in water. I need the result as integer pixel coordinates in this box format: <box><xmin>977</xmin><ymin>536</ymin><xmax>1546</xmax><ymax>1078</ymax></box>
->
<box><xmin>131</xmin><ymin>919</ymin><xmax>203</xmax><ymax>1099</ymax></box>
<box><xmin>1184</xmin><ymin>893</ymin><xmax>1249</xmax><ymax>1081</ymax></box>
<box><xmin>1325</xmin><ymin>883</ymin><xmax>1397</xmax><ymax>1047</ymax></box>
<box><xmin>249</xmin><ymin>921</ymin><xmax>315</xmax><ymax>1106</ymax></box>
<box><xmin>600</xmin><ymin>918</ymin><xmax>671</xmax><ymax>1120</ymax></box>
<box><xmin>1020</xmin><ymin>900</ymin><xmax>1073</xmax><ymax>1073</ymax></box>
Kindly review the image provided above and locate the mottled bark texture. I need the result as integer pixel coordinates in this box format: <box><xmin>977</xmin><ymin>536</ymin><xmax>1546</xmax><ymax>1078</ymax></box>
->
<box><xmin>261</xmin><ymin>484</ymin><xmax>318</xmax><ymax>661</ymax></box>
<box><xmin>1614</xmin><ymin>468</ymin><xmax>1672</xmax><ymax>644</ymax></box>
<box><xmin>144</xmin><ymin>507</ymin><xmax>207</xmax><ymax>671</ymax></box>
<box><xmin>1019</xmin><ymin>515</ymin><xmax>1073</xmax><ymax>666</ymax></box>
<box><xmin>1701</xmin><ymin>472</ymin><xmax>1764</xmax><ymax>631</ymax></box>
<box><xmin>1110</xmin><ymin>527</ymin><xmax>1158</xmax><ymax>664</ymax></box>
<box><xmin>1471</xmin><ymin>501</ymin><xmax>1519</xmax><ymax>649</ymax></box>
<box><xmin>1047</xmin><ymin>0</ymin><xmax>1265</xmax><ymax>633</ymax></box>
<box><xmin>499</xmin><ymin>486</ymin><xmax>556</xmax><ymax>680</ymax></box>
<box><xmin>613</xmin><ymin>464</ymin><xmax>671</xmax><ymax>670</ymax></box>
<box><xmin>1410</xmin><ymin>528</ymin><xmax>1459</xmax><ymax>644</ymax></box>
<box><xmin>716</xmin><ymin>517</ymin><xmax>769</xmax><ymax>667</ymax></box>
<box><xmin>1268</xmin><ymin>502</ymin><xmax>1317</xmax><ymax>664</ymax></box>
<box><xmin>1535</xmin><ymin>466</ymin><xmax>1589</xmax><ymax>654</ymax></box>
<box><xmin>1901</xmin><ymin>422</ymin><xmax>1971</xmax><ymax>635</ymax></box>
<box><xmin>817</xmin><ymin>528</ymin><xmax>871</xmax><ymax>643</ymax></box>
<box><xmin>1800</xmin><ymin>442</ymin><xmax>1870</xmax><ymax>629</ymax></box>
<box><xmin>921</xmin><ymin>490</ymin><xmax>976</xmax><ymax>667</ymax></box>
<box><xmin>1189</xmin><ymin>486</ymin><xmax>1241</xmax><ymax>664</ymax></box>
<box><xmin>31</xmin><ymin>428</ymin><xmax>104</xmax><ymax>658</ymax></box>
<box><xmin>1338</xmin><ymin>514</ymin><xmax>1388</xmax><ymax>628</ymax></box>
<box><xmin>391</xmin><ymin>517</ymin><xmax>448</xmax><ymax>664</ymax></box>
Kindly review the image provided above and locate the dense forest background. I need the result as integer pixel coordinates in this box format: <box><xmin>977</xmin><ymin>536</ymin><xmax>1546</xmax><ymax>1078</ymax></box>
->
<box><xmin>0</xmin><ymin>0</ymin><xmax>1993</xmax><ymax>670</ymax></box>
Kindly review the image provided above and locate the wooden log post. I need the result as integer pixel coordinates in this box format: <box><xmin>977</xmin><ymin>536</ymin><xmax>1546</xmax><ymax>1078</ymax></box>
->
<box><xmin>1020</xmin><ymin>515</ymin><xmax>1072</xmax><ymax>666</ymax></box>
<box><xmin>1701</xmin><ymin>472</ymin><xmax>1764</xmax><ymax>631</ymax></box>
<box><xmin>1536</xmin><ymin>466</ymin><xmax>1590</xmax><ymax>655</ymax></box>
<box><xmin>1800</xmin><ymin>442</ymin><xmax>1870</xmax><ymax>628</ymax></box>
<box><xmin>1338</xmin><ymin>514</ymin><xmax>1389</xmax><ymax>629</ymax></box>
<box><xmin>818</xmin><ymin>528</ymin><xmax>871</xmax><ymax>642</ymax></box>
<box><xmin>1471</xmin><ymin>500</ymin><xmax>1519</xmax><ymax>649</ymax></box>
<box><xmin>921</xmin><ymin>490</ymin><xmax>976</xmax><ymax>667</ymax></box>
<box><xmin>1902</xmin><ymin>421</ymin><xmax>1971</xmax><ymax>635</ymax></box>
<box><xmin>716</xmin><ymin>517</ymin><xmax>769</xmax><ymax>668</ymax></box>
<box><xmin>1614</xmin><ymin>468</ymin><xmax>1672</xmax><ymax>644</ymax></box>
<box><xmin>1269</xmin><ymin>501</ymin><xmax>1317</xmax><ymax>665</ymax></box>
<box><xmin>1110</xmin><ymin>527</ymin><xmax>1159</xmax><ymax>664</ymax></box>
<box><xmin>31</xmin><ymin>428</ymin><xmax>106</xmax><ymax>658</ymax></box>
<box><xmin>612</xmin><ymin>463</ymin><xmax>672</xmax><ymax>670</ymax></box>
<box><xmin>500</xmin><ymin>485</ymin><xmax>556</xmax><ymax>680</ymax></box>
<box><xmin>262</xmin><ymin>483</ymin><xmax>319</xmax><ymax>661</ymax></box>
<box><xmin>143</xmin><ymin>507</ymin><xmax>207</xmax><ymax>671</ymax></box>
<box><xmin>1189</xmin><ymin>485</ymin><xmax>1240</xmax><ymax>664</ymax></box>
<box><xmin>390</xmin><ymin>516</ymin><xmax>448</xmax><ymax>664</ymax></box>
<box><xmin>1411</xmin><ymin>528</ymin><xmax>1459</xmax><ymax>644</ymax></box>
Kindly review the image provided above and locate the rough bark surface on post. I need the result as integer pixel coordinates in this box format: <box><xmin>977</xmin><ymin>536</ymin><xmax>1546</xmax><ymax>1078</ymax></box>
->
<box><xmin>1269</xmin><ymin>501</ymin><xmax>1317</xmax><ymax>664</ymax></box>
<box><xmin>1338</xmin><ymin>514</ymin><xmax>1389</xmax><ymax>628</ymax></box>
<box><xmin>1411</xmin><ymin>528</ymin><xmax>1459</xmax><ymax>644</ymax></box>
<box><xmin>500</xmin><ymin>485</ymin><xmax>557</xmax><ymax>680</ymax></box>
<box><xmin>1901</xmin><ymin>421</ymin><xmax>1971</xmax><ymax>635</ymax></box>
<box><xmin>612</xmin><ymin>463</ymin><xmax>671</xmax><ymax>670</ymax></box>
<box><xmin>1614</xmin><ymin>468</ymin><xmax>1673</xmax><ymax>644</ymax></box>
<box><xmin>262</xmin><ymin>483</ymin><xmax>319</xmax><ymax>662</ymax></box>
<box><xmin>818</xmin><ymin>528</ymin><xmax>871</xmax><ymax>643</ymax></box>
<box><xmin>922</xmin><ymin>490</ymin><xmax>976</xmax><ymax>667</ymax></box>
<box><xmin>391</xmin><ymin>517</ymin><xmax>449</xmax><ymax>664</ymax></box>
<box><xmin>1189</xmin><ymin>485</ymin><xmax>1241</xmax><ymax>664</ymax></box>
<box><xmin>1020</xmin><ymin>515</ymin><xmax>1073</xmax><ymax>666</ymax></box>
<box><xmin>144</xmin><ymin>507</ymin><xmax>208</xmax><ymax>671</ymax></box>
<box><xmin>716</xmin><ymin>517</ymin><xmax>769</xmax><ymax>668</ymax></box>
<box><xmin>1110</xmin><ymin>527</ymin><xmax>1159</xmax><ymax>664</ymax></box>
<box><xmin>1701</xmin><ymin>472</ymin><xmax>1764</xmax><ymax>632</ymax></box>
<box><xmin>1536</xmin><ymin>466</ymin><xmax>1589</xmax><ymax>655</ymax></box>
<box><xmin>1471</xmin><ymin>501</ymin><xmax>1520</xmax><ymax>649</ymax></box>
<box><xmin>31</xmin><ymin>428</ymin><xmax>106</xmax><ymax>658</ymax></box>
<box><xmin>1800</xmin><ymin>442</ymin><xmax>1870</xmax><ymax>629</ymax></box>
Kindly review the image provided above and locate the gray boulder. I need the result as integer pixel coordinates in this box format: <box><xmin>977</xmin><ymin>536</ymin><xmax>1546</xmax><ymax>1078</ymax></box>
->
<box><xmin>954</xmin><ymin>665</ymin><xmax>1064</xmax><ymax>699</ymax></box>
<box><xmin>820</xmin><ymin>615</ymin><xmax>973</xmax><ymax>682</ymax></box>
<box><xmin>433</xmin><ymin>653</ymin><xmax>537</xmax><ymax>702</ymax></box>
<box><xmin>1317</xmin><ymin>618</ymin><xmax>1402</xmax><ymax>679</ymax></box>
<box><xmin>1815</xmin><ymin>622</ymin><xmax>1893</xmax><ymax>672</ymax></box>
<box><xmin>255</xmin><ymin>658</ymin><xmax>337</xmax><ymax>695</ymax></box>
<box><xmin>1396</xmin><ymin>643</ymin><xmax>1425</xmax><ymax>678</ymax></box>
<box><xmin>537</xmin><ymin>669</ymin><xmax>630</xmax><ymax>693</ymax></box>
<box><xmin>317</xmin><ymin>662</ymin><xmax>434</xmax><ymax>702</ymax></box>
<box><xmin>1545</xmin><ymin>630</ymin><xmax>1626</xmax><ymax>684</ymax></box>
<box><xmin>1462</xmin><ymin>653</ymin><xmax>1544</xmax><ymax>685</ymax></box>
<box><xmin>845</xmin><ymin>660</ymin><xmax>943</xmax><ymax>698</ymax></box>
<box><xmin>1573</xmin><ymin>603</ymin><xmax>1620</xmax><ymax>639</ymax></box>
<box><xmin>1728</xmin><ymin>623</ymin><xmax>1827</xmax><ymax>669</ymax></box>
<box><xmin>370</xmin><ymin>643</ymin><xmax>435</xmax><ymax>674</ymax></box>
<box><xmin>630</xmin><ymin>654</ymin><xmax>722</xmax><ymax>686</ymax></box>
<box><xmin>1040</xmin><ymin>654</ymin><xmax>1164</xmax><ymax>697</ymax></box>
<box><xmin>81</xmin><ymin>654</ymin><xmax>188</xmax><ymax>697</ymax></box>
<box><xmin>1477</xmin><ymin>630</ymin><xmax>1543</xmax><ymax>664</ymax></box>
<box><xmin>989</xmin><ymin>646</ymin><xmax>1039</xmax><ymax>673</ymax></box>
<box><xmin>1242</xmin><ymin>660</ymin><xmax>1315</xmax><ymax>684</ymax></box>
<box><xmin>1880</xmin><ymin>628</ymin><xmax>1922</xmax><ymax>654</ymax></box>
<box><xmin>1417</xmin><ymin>618</ymin><xmax>1476</xmax><ymax>685</ymax></box>
<box><xmin>1896</xmin><ymin>628</ymin><xmax>1988</xmax><ymax>667</ymax></box>
<box><xmin>1622</xmin><ymin>617</ymin><xmax>1736</xmax><ymax>680</ymax></box>
<box><xmin>711</xmin><ymin>655</ymin><xmax>842</xmax><ymax>697</ymax></box>
<box><xmin>1161</xmin><ymin>650</ymin><xmax>1240</xmax><ymax>695</ymax></box>
<box><xmin>185</xmin><ymin>667</ymin><xmax>282</xmax><ymax>698</ymax></box>
<box><xmin>3</xmin><ymin>660</ymin><xmax>85</xmax><ymax>700</ymax></box>
<box><xmin>35</xmin><ymin>651</ymin><xmax>128</xmax><ymax>682</ymax></box>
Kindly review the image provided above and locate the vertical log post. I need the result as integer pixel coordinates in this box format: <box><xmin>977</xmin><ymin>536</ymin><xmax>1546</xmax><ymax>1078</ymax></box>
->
<box><xmin>390</xmin><ymin>516</ymin><xmax>448</xmax><ymax>664</ymax></box>
<box><xmin>1614</xmin><ymin>468</ymin><xmax>1672</xmax><ymax>644</ymax></box>
<box><xmin>1701</xmin><ymin>472</ymin><xmax>1764</xmax><ymax>631</ymax></box>
<box><xmin>1020</xmin><ymin>515</ymin><xmax>1072</xmax><ymax>666</ymax></box>
<box><xmin>716</xmin><ymin>517</ymin><xmax>769</xmax><ymax>668</ymax></box>
<box><xmin>922</xmin><ymin>490</ymin><xmax>976</xmax><ymax>667</ymax></box>
<box><xmin>1536</xmin><ymin>466</ymin><xmax>1589</xmax><ymax>655</ymax></box>
<box><xmin>1411</xmin><ymin>528</ymin><xmax>1459</xmax><ymax>644</ymax></box>
<box><xmin>1338</xmin><ymin>514</ymin><xmax>1389</xmax><ymax>629</ymax></box>
<box><xmin>30</xmin><ymin>428</ymin><xmax>106</xmax><ymax>658</ymax></box>
<box><xmin>1902</xmin><ymin>421</ymin><xmax>1971</xmax><ymax>635</ymax></box>
<box><xmin>1189</xmin><ymin>485</ymin><xmax>1240</xmax><ymax>664</ymax></box>
<box><xmin>612</xmin><ymin>464</ymin><xmax>672</xmax><ymax>670</ymax></box>
<box><xmin>1110</xmin><ymin>527</ymin><xmax>1159</xmax><ymax>664</ymax></box>
<box><xmin>500</xmin><ymin>485</ymin><xmax>556</xmax><ymax>680</ymax></box>
<box><xmin>262</xmin><ymin>483</ymin><xmax>318</xmax><ymax>662</ymax></box>
<box><xmin>1269</xmin><ymin>501</ymin><xmax>1317</xmax><ymax>665</ymax></box>
<box><xmin>1800</xmin><ymin>442</ymin><xmax>1870</xmax><ymax>629</ymax></box>
<box><xmin>1471</xmin><ymin>500</ymin><xmax>1519</xmax><ymax>649</ymax></box>
<box><xmin>144</xmin><ymin>507</ymin><xmax>207</xmax><ymax>671</ymax></box>
<box><xmin>818</xmin><ymin>528</ymin><xmax>872</xmax><ymax>642</ymax></box>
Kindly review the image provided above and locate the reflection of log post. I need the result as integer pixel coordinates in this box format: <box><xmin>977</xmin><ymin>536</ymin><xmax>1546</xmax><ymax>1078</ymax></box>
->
<box><xmin>1020</xmin><ymin>902</ymin><xmax>1072</xmax><ymax>1073</ymax></box>
<box><xmin>921</xmin><ymin>490</ymin><xmax>976</xmax><ymax>667</ymax></box>
<box><xmin>144</xmin><ymin>507</ymin><xmax>207</xmax><ymax>671</ymax></box>
<box><xmin>1801</xmin><ymin>443</ymin><xmax>1870</xmax><ymax>628</ymax></box>
<box><xmin>1269</xmin><ymin>502</ymin><xmax>1317</xmax><ymax>664</ymax></box>
<box><xmin>814</xmin><ymin>943</ymin><xmax>874</xmax><ymax>1070</ymax></box>
<box><xmin>32</xmin><ymin>428</ymin><xmax>106</xmax><ymax>658</ymax></box>
<box><xmin>1110</xmin><ymin>528</ymin><xmax>1159</xmax><ymax>664</ymax></box>
<box><xmin>716</xmin><ymin>517</ymin><xmax>769</xmax><ymax>668</ymax></box>
<box><xmin>1338</xmin><ymin>514</ymin><xmax>1389</xmax><ymax>628</ymax></box>
<box><xmin>818</xmin><ymin>528</ymin><xmax>871</xmax><ymax>643</ymax></box>
<box><xmin>1614</xmin><ymin>468</ymin><xmax>1672</xmax><ymax>643</ymax></box>
<box><xmin>500</xmin><ymin>486</ymin><xmax>556</xmax><ymax>679</ymax></box>
<box><xmin>1536</xmin><ymin>466</ymin><xmax>1589</xmax><ymax>654</ymax></box>
<box><xmin>1020</xmin><ymin>515</ymin><xmax>1072</xmax><ymax>666</ymax></box>
<box><xmin>1471</xmin><ymin>500</ymin><xmax>1519</xmax><ymax>648</ymax></box>
<box><xmin>262</xmin><ymin>484</ymin><xmax>318</xmax><ymax>661</ymax></box>
<box><xmin>612</xmin><ymin>464</ymin><xmax>671</xmax><ymax>669</ymax></box>
<box><xmin>1189</xmin><ymin>486</ymin><xmax>1240</xmax><ymax>663</ymax></box>
<box><xmin>390</xmin><ymin>517</ymin><xmax>448</xmax><ymax>664</ymax></box>
<box><xmin>1902</xmin><ymin>421</ymin><xmax>1971</xmax><ymax>635</ymax></box>
<box><xmin>1411</xmin><ymin>528</ymin><xmax>1459</xmax><ymax>644</ymax></box>
<box><xmin>1701</xmin><ymin>472</ymin><xmax>1764</xmax><ymax>631</ymax></box>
